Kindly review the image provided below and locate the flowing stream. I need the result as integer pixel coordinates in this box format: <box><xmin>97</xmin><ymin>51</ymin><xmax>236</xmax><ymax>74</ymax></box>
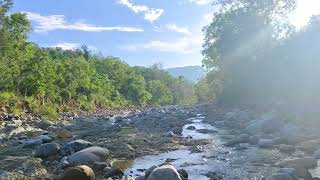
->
<box><xmin>124</xmin><ymin>114</ymin><xmax>235</xmax><ymax>180</ymax></box>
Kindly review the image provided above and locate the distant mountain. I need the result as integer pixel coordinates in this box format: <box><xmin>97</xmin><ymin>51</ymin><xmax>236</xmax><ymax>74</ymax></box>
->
<box><xmin>166</xmin><ymin>65</ymin><xmax>206</xmax><ymax>82</ymax></box>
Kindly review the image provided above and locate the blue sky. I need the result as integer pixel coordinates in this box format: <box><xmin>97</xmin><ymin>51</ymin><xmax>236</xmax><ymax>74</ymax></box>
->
<box><xmin>11</xmin><ymin>0</ymin><xmax>217</xmax><ymax>68</ymax></box>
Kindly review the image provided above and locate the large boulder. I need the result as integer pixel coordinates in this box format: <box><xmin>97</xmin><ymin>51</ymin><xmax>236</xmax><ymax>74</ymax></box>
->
<box><xmin>67</xmin><ymin>146</ymin><xmax>109</xmax><ymax>166</ymax></box>
<box><xmin>276</xmin><ymin>157</ymin><xmax>317</xmax><ymax>169</ymax></box>
<box><xmin>60</xmin><ymin>165</ymin><xmax>95</xmax><ymax>180</ymax></box>
<box><xmin>258</xmin><ymin>139</ymin><xmax>274</xmax><ymax>148</ymax></box>
<box><xmin>34</xmin><ymin>143</ymin><xmax>60</xmax><ymax>158</ymax></box>
<box><xmin>147</xmin><ymin>165</ymin><xmax>182</xmax><ymax>180</ymax></box>
<box><xmin>245</xmin><ymin>113</ymin><xmax>283</xmax><ymax>134</ymax></box>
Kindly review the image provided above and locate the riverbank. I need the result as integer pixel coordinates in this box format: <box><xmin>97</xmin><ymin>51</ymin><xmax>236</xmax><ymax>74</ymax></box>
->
<box><xmin>1</xmin><ymin>103</ymin><xmax>320</xmax><ymax>179</ymax></box>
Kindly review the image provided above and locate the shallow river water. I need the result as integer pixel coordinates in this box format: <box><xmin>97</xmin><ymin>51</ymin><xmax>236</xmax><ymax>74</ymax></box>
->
<box><xmin>124</xmin><ymin>115</ymin><xmax>238</xmax><ymax>180</ymax></box>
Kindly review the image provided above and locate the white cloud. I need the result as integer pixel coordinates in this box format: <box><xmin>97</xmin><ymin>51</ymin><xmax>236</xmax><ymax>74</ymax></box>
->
<box><xmin>120</xmin><ymin>36</ymin><xmax>202</xmax><ymax>54</ymax></box>
<box><xmin>117</xmin><ymin>0</ymin><xmax>164</xmax><ymax>22</ymax></box>
<box><xmin>52</xmin><ymin>42</ymin><xmax>81</xmax><ymax>50</ymax></box>
<box><xmin>23</xmin><ymin>11</ymin><xmax>144</xmax><ymax>33</ymax></box>
<box><xmin>180</xmin><ymin>0</ymin><xmax>211</xmax><ymax>5</ymax></box>
<box><xmin>51</xmin><ymin>42</ymin><xmax>97</xmax><ymax>51</ymax></box>
<box><xmin>165</xmin><ymin>24</ymin><xmax>191</xmax><ymax>35</ymax></box>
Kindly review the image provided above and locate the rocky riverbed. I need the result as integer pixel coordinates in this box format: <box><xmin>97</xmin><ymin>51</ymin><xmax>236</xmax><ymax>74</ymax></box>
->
<box><xmin>1</xmin><ymin>103</ymin><xmax>320</xmax><ymax>180</ymax></box>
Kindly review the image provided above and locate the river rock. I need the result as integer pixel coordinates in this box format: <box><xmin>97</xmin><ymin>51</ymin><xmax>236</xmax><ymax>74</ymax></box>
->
<box><xmin>177</xmin><ymin>169</ymin><xmax>188</xmax><ymax>180</ymax></box>
<box><xmin>60</xmin><ymin>165</ymin><xmax>95</xmax><ymax>180</ymax></box>
<box><xmin>186</xmin><ymin>126</ymin><xmax>196</xmax><ymax>130</ymax></box>
<box><xmin>68</xmin><ymin>139</ymin><xmax>92</xmax><ymax>152</ymax></box>
<box><xmin>162</xmin><ymin>131</ymin><xmax>174</xmax><ymax>137</ymax></box>
<box><xmin>276</xmin><ymin>157</ymin><xmax>317</xmax><ymax>169</ymax></box>
<box><xmin>136</xmin><ymin>176</ymin><xmax>146</xmax><ymax>180</ymax></box>
<box><xmin>67</xmin><ymin>146</ymin><xmax>109</xmax><ymax>166</ymax></box>
<box><xmin>298</xmin><ymin>139</ymin><xmax>320</xmax><ymax>153</ymax></box>
<box><xmin>57</xmin><ymin>128</ymin><xmax>73</xmax><ymax>139</ymax></box>
<box><xmin>37</xmin><ymin>135</ymin><xmax>53</xmax><ymax>143</ymax></box>
<box><xmin>34</xmin><ymin>143</ymin><xmax>60</xmax><ymax>158</ymax></box>
<box><xmin>122</xmin><ymin>175</ymin><xmax>134</xmax><ymax>180</ymax></box>
<box><xmin>258</xmin><ymin>139</ymin><xmax>274</xmax><ymax>148</ymax></box>
<box><xmin>36</xmin><ymin>120</ymin><xmax>54</xmax><ymax>130</ymax></box>
<box><xmin>104</xmin><ymin>167</ymin><xmax>124</xmax><ymax>178</ymax></box>
<box><xmin>279</xmin><ymin>124</ymin><xmax>304</xmax><ymax>145</ymax></box>
<box><xmin>171</xmin><ymin>127</ymin><xmax>183</xmax><ymax>135</ymax></box>
<box><xmin>245</xmin><ymin>113</ymin><xmax>283</xmax><ymax>134</ymax></box>
<box><xmin>23</xmin><ymin>139</ymin><xmax>43</xmax><ymax>148</ymax></box>
<box><xmin>147</xmin><ymin>165</ymin><xmax>182</xmax><ymax>180</ymax></box>
<box><xmin>145</xmin><ymin>166</ymin><xmax>157</xmax><ymax>178</ymax></box>
<box><xmin>196</xmin><ymin>129</ymin><xmax>218</xmax><ymax>134</ymax></box>
<box><xmin>314</xmin><ymin>149</ymin><xmax>320</xmax><ymax>159</ymax></box>
<box><xmin>278</xmin><ymin>144</ymin><xmax>295</xmax><ymax>153</ymax></box>
<box><xmin>265</xmin><ymin>173</ymin><xmax>297</xmax><ymax>180</ymax></box>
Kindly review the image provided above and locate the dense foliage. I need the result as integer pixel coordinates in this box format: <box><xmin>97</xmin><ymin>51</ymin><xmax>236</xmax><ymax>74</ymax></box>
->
<box><xmin>203</xmin><ymin>0</ymin><xmax>320</xmax><ymax>120</ymax></box>
<box><xmin>0</xmin><ymin>0</ymin><xmax>197</xmax><ymax>118</ymax></box>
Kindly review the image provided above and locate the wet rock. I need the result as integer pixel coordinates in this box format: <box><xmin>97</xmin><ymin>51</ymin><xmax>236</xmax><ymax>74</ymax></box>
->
<box><xmin>314</xmin><ymin>149</ymin><xmax>320</xmax><ymax>159</ymax></box>
<box><xmin>249</xmin><ymin>135</ymin><xmax>260</xmax><ymax>144</ymax></box>
<box><xmin>36</xmin><ymin>120</ymin><xmax>53</xmax><ymax>130</ymax></box>
<box><xmin>34</xmin><ymin>143</ymin><xmax>60</xmax><ymax>158</ymax></box>
<box><xmin>67</xmin><ymin>146</ymin><xmax>109</xmax><ymax>166</ymax></box>
<box><xmin>108</xmin><ymin>142</ymin><xmax>135</xmax><ymax>158</ymax></box>
<box><xmin>59</xmin><ymin>156</ymin><xmax>69</xmax><ymax>169</ymax></box>
<box><xmin>22</xmin><ymin>158</ymin><xmax>48</xmax><ymax>177</ymax></box>
<box><xmin>278</xmin><ymin>168</ymin><xmax>298</xmax><ymax>177</ymax></box>
<box><xmin>265</xmin><ymin>173</ymin><xmax>297</xmax><ymax>180</ymax></box>
<box><xmin>278</xmin><ymin>144</ymin><xmax>295</xmax><ymax>153</ymax></box>
<box><xmin>57</xmin><ymin>128</ymin><xmax>73</xmax><ymax>139</ymax></box>
<box><xmin>37</xmin><ymin>135</ymin><xmax>53</xmax><ymax>143</ymax></box>
<box><xmin>60</xmin><ymin>165</ymin><xmax>95</xmax><ymax>180</ymax></box>
<box><xmin>298</xmin><ymin>139</ymin><xmax>320</xmax><ymax>153</ymax></box>
<box><xmin>245</xmin><ymin>113</ymin><xmax>283</xmax><ymax>134</ymax></box>
<box><xmin>186</xmin><ymin>126</ymin><xmax>196</xmax><ymax>130</ymax></box>
<box><xmin>205</xmin><ymin>172</ymin><xmax>224</xmax><ymax>180</ymax></box>
<box><xmin>147</xmin><ymin>165</ymin><xmax>182</xmax><ymax>180</ymax></box>
<box><xmin>92</xmin><ymin>162</ymin><xmax>108</xmax><ymax>172</ymax></box>
<box><xmin>177</xmin><ymin>169</ymin><xmax>188</xmax><ymax>180</ymax></box>
<box><xmin>68</xmin><ymin>139</ymin><xmax>92</xmax><ymax>152</ymax></box>
<box><xmin>171</xmin><ymin>127</ymin><xmax>183</xmax><ymax>135</ymax></box>
<box><xmin>276</xmin><ymin>157</ymin><xmax>317</xmax><ymax>169</ymax></box>
<box><xmin>196</xmin><ymin>129</ymin><xmax>218</xmax><ymax>134</ymax></box>
<box><xmin>162</xmin><ymin>131</ymin><xmax>174</xmax><ymax>137</ymax></box>
<box><xmin>136</xmin><ymin>176</ymin><xmax>147</xmax><ymax>180</ymax></box>
<box><xmin>104</xmin><ymin>167</ymin><xmax>124</xmax><ymax>178</ymax></box>
<box><xmin>23</xmin><ymin>139</ymin><xmax>43</xmax><ymax>148</ymax></box>
<box><xmin>145</xmin><ymin>166</ymin><xmax>157</xmax><ymax>178</ymax></box>
<box><xmin>258</xmin><ymin>139</ymin><xmax>274</xmax><ymax>148</ymax></box>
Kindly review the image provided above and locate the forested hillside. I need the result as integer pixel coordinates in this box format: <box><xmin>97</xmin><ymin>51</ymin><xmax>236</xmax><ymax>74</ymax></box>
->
<box><xmin>166</xmin><ymin>66</ymin><xmax>206</xmax><ymax>82</ymax></box>
<box><xmin>0</xmin><ymin>0</ymin><xmax>197</xmax><ymax>118</ymax></box>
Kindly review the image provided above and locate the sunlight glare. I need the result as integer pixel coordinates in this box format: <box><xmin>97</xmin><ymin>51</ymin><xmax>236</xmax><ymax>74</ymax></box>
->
<box><xmin>290</xmin><ymin>0</ymin><xmax>320</xmax><ymax>29</ymax></box>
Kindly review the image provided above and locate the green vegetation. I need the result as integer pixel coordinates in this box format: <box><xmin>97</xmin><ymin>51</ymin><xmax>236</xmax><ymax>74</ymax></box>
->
<box><xmin>0</xmin><ymin>0</ymin><xmax>198</xmax><ymax>118</ymax></box>
<box><xmin>202</xmin><ymin>0</ymin><xmax>320</xmax><ymax>120</ymax></box>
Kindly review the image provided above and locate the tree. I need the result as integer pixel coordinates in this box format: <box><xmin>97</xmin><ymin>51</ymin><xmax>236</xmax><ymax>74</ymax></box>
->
<box><xmin>147</xmin><ymin>80</ymin><xmax>173</xmax><ymax>105</ymax></box>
